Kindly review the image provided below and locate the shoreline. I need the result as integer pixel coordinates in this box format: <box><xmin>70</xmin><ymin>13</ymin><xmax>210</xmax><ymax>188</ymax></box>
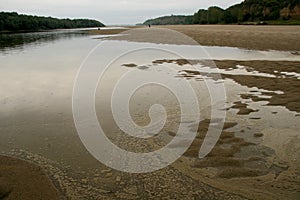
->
<box><xmin>87</xmin><ymin>25</ymin><xmax>300</xmax><ymax>51</ymax></box>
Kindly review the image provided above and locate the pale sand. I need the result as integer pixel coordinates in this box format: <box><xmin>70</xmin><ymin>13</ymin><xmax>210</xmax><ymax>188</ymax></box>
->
<box><xmin>89</xmin><ymin>25</ymin><xmax>300</xmax><ymax>51</ymax></box>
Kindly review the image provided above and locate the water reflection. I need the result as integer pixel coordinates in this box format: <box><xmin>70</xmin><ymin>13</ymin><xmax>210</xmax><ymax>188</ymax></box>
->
<box><xmin>0</xmin><ymin>30</ymin><xmax>88</xmax><ymax>53</ymax></box>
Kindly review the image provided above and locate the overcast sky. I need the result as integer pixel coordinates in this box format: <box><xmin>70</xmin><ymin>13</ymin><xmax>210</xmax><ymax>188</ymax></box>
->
<box><xmin>0</xmin><ymin>0</ymin><xmax>243</xmax><ymax>25</ymax></box>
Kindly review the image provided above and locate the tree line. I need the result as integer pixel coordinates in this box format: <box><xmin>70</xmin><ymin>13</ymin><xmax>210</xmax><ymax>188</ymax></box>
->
<box><xmin>143</xmin><ymin>15</ymin><xmax>193</xmax><ymax>25</ymax></box>
<box><xmin>0</xmin><ymin>12</ymin><xmax>105</xmax><ymax>31</ymax></box>
<box><xmin>144</xmin><ymin>0</ymin><xmax>300</xmax><ymax>25</ymax></box>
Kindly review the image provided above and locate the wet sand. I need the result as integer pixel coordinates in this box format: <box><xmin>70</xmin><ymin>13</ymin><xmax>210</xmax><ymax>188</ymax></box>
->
<box><xmin>1</xmin><ymin>25</ymin><xmax>300</xmax><ymax>199</ymax></box>
<box><xmin>147</xmin><ymin>59</ymin><xmax>300</xmax><ymax>200</ymax></box>
<box><xmin>176</xmin><ymin>59</ymin><xmax>300</xmax><ymax>113</ymax></box>
<box><xmin>88</xmin><ymin>28</ymin><xmax>130</xmax><ymax>35</ymax></box>
<box><xmin>0</xmin><ymin>155</ymin><xmax>60</xmax><ymax>200</ymax></box>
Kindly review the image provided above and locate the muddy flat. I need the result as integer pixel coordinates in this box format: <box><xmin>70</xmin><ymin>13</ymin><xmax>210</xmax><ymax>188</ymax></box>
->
<box><xmin>0</xmin><ymin>155</ymin><xmax>60</xmax><ymax>200</ymax></box>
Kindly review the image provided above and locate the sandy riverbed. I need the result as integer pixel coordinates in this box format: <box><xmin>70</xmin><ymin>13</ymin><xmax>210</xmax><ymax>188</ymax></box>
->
<box><xmin>1</xmin><ymin>25</ymin><xmax>300</xmax><ymax>199</ymax></box>
<box><xmin>0</xmin><ymin>155</ymin><xmax>60</xmax><ymax>200</ymax></box>
<box><xmin>88</xmin><ymin>25</ymin><xmax>300</xmax><ymax>51</ymax></box>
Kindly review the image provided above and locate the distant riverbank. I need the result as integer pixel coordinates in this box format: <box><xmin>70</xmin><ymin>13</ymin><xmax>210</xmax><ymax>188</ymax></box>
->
<box><xmin>143</xmin><ymin>0</ymin><xmax>300</xmax><ymax>26</ymax></box>
<box><xmin>0</xmin><ymin>12</ymin><xmax>105</xmax><ymax>32</ymax></box>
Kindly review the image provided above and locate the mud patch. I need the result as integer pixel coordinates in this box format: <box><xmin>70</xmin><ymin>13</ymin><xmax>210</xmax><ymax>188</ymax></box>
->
<box><xmin>122</xmin><ymin>63</ymin><xmax>137</xmax><ymax>68</ymax></box>
<box><xmin>230</xmin><ymin>101</ymin><xmax>258</xmax><ymax>115</ymax></box>
<box><xmin>0</xmin><ymin>155</ymin><xmax>61</xmax><ymax>200</ymax></box>
<box><xmin>175</xmin><ymin>119</ymin><xmax>289</xmax><ymax>179</ymax></box>
<box><xmin>153</xmin><ymin>59</ymin><xmax>190</xmax><ymax>66</ymax></box>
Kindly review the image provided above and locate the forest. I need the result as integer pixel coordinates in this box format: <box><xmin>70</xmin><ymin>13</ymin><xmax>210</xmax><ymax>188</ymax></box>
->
<box><xmin>0</xmin><ymin>12</ymin><xmax>105</xmax><ymax>31</ymax></box>
<box><xmin>143</xmin><ymin>0</ymin><xmax>300</xmax><ymax>25</ymax></box>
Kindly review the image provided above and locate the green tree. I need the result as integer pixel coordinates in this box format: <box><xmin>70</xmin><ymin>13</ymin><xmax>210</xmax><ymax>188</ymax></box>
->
<box><xmin>193</xmin><ymin>9</ymin><xmax>208</xmax><ymax>24</ymax></box>
<box><xmin>0</xmin><ymin>12</ymin><xmax>105</xmax><ymax>32</ymax></box>
<box><xmin>207</xmin><ymin>6</ymin><xmax>224</xmax><ymax>24</ymax></box>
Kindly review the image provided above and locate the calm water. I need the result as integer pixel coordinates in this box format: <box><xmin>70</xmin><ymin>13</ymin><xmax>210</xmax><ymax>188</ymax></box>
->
<box><xmin>1</xmin><ymin>28</ymin><xmax>299</xmax><ymax>164</ymax></box>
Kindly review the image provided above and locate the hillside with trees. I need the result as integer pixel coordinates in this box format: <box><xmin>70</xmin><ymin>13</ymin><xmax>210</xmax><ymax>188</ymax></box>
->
<box><xmin>143</xmin><ymin>0</ymin><xmax>300</xmax><ymax>25</ymax></box>
<box><xmin>143</xmin><ymin>15</ymin><xmax>193</xmax><ymax>25</ymax></box>
<box><xmin>0</xmin><ymin>12</ymin><xmax>105</xmax><ymax>32</ymax></box>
